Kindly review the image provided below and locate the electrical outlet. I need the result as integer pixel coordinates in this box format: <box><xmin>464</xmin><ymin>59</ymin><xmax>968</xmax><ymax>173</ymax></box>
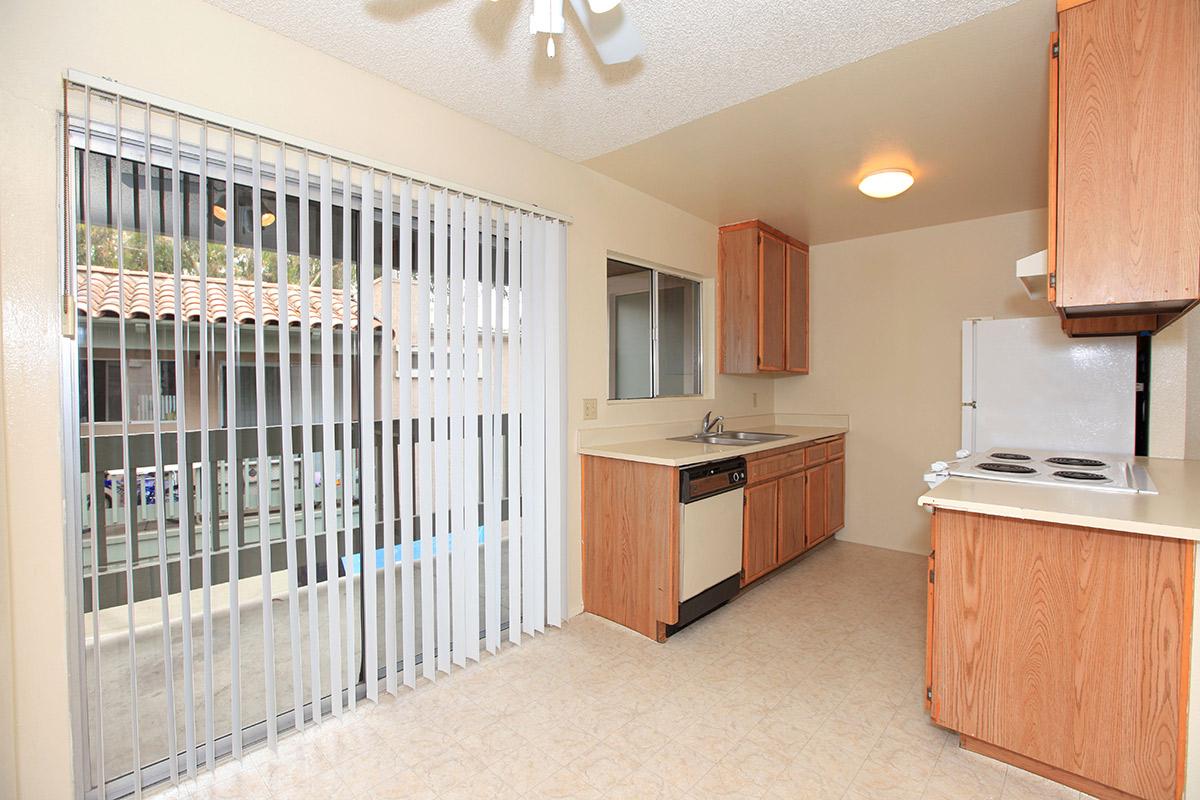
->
<box><xmin>583</xmin><ymin>398</ymin><xmax>598</xmax><ymax>420</ymax></box>
<box><xmin>752</xmin><ymin>392</ymin><xmax>758</xmax><ymax>408</ymax></box>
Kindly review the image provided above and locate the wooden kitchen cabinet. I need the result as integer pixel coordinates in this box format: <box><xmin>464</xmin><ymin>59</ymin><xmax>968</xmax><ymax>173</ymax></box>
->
<box><xmin>825</xmin><ymin>457</ymin><xmax>845</xmax><ymax>536</ymax></box>
<box><xmin>581</xmin><ymin>456</ymin><xmax>680</xmax><ymax>640</ymax></box>
<box><xmin>785</xmin><ymin>243</ymin><xmax>809</xmax><ymax>373</ymax></box>
<box><xmin>759</xmin><ymin>233</ymin><xmax>787</xmax><ymax>371</ymax></box>
<box><xmin>804</xmin><ymin>463</ymin><xmax>827</xmax><ymax>549</ymax></box>
<box><xmin>927</xmin><ymin>508</ymin><xmax>1193</xmax><ymax>800</ymax></box>
<box><xmin>1048</xmin><ymin>0</ymin><xmax>1200</xmax><ymax>335</ymax></box>
<box><xmin>718</xmin><ymin>220</ymin><xmax>810</xmax><ymax>373</ymax></box>
<box><xmin>777</xmin><ymin>471</ymin><xmax>807</xmax><ymax>562</ymax></box>
<box><xmin>741</xmin><ymin>435</ymin><xmax>844</xmax><ymax>586</ymax></box>
<box><xmin>581</xmin><ymin>440</ymin><xmax>844</xmax><ymax>639</ymax></box>
<box><xmin>742</xmin><ymin>482</ymin><xmax>779</xmax><ymax>583</ymax></box>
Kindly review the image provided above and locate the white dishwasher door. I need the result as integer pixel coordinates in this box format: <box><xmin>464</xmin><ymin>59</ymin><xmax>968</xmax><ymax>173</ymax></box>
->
<box><xmin>678</xmin><ymin>487</ymin><xmax>744</xmax><ymax>602</ymax></box>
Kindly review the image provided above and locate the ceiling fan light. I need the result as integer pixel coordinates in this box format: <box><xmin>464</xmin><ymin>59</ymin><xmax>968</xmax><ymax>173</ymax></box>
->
<box><xmin>858</xmin><ymin>168</ymin><xmax>914</xmax><ymax>199</ymax></box>
<box><xmin>587</xmin><ymin>0</ymin><xmax>620</xmax><ymax>12</ymax></box>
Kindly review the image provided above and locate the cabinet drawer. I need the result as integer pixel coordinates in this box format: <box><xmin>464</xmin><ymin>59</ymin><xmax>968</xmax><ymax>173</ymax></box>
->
<box><xmin>826</xmin><ymin>437</ymin><xmax>844</xmax><ymax>458</ymax></box>
<box><xmin>747</xmin><ymin>448</ymin><xmax>806</xmax><ymax>484</ymax></box>
<box><xmin>804</xmin><ymin>443</ymin><xmax>828</xmax><ymax>464</ymax></box>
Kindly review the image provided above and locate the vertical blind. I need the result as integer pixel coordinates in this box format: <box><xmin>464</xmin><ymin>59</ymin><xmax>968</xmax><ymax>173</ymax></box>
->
<box><xmin>62</xmin><ymin>74</ymin><xmax>569</xmax><ymax>799</ymax></box>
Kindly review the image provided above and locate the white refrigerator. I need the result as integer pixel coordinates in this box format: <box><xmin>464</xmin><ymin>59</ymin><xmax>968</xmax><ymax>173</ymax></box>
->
<box><xmin>961</xmin><ymin>316</ymin><xmax>1138</xmax><ymax>455</ymax></box>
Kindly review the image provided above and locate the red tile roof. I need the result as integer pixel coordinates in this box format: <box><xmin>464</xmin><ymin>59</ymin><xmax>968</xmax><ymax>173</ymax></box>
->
<box><xmin>76</xmin><ymin>267</ymin><xmax>380</xmax><ymax>329</ymax></box>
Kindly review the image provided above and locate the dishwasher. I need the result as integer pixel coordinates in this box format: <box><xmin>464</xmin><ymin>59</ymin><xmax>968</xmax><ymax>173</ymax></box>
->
<box><xmin>669</xmin><ymin>456</ymin><xmax>747</xmax><ymax>636</ymax></box>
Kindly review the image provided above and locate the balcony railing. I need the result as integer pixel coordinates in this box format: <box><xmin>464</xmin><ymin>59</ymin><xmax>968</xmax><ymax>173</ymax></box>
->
<box><xmin>79</xmin><ymin>415</ymin><xmax>511</xmax><ymax>612</ymax></box>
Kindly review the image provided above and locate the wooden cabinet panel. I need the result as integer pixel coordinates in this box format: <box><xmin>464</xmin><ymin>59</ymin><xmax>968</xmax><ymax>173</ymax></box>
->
<box><xmin>717</xmin><ymin>226</ymin><xmax>761</xmax><ymax>374</ymax></box>
<box><xmin>925</xmin><ymin>549</ymin><xmax>936</xmax><ymax>717</ymax></box>
<box><xmin>746</xmin><ymin>446</ymin><xmax>806</xmax><ymax>485</ymax></box>
<box><xmin>742</xmin><ymin>482</ymin><xmax>779</xmax><ymax>583</ymax></box>
<box><xmin>1056</xmin><ymin>0</ymin><xmax>1200</xmax><ymax>317</ymax></box>
<box><xmin>759</xmin><ymin>233</ymin><xmax>787</xmax><ymax>371</ymax></box>
<box><xmin>785</xmin><ymin>243</ymin><xmax>809</xmax><ymax>374</ymax></box>
<box><xmin>1047</xmin><ymin>31</ymin><xmax>1058</xmax><ymax>306</ymax></box>
<box><xmin>1061</xmin><ymin>313</ymin><xmax>1162</xmax><ymax>337</ymax></box>
<box><xmin>581</xmin><ymin>456</ymin><xmax>679</xmax><ymax>640</ymax></box>
<box><xmin>931</xmin><ymin>509</ymin><xmax>1193</xmax><ymax>800</ymax></box>
<box><xmin>804</xmin><ymin>443</ymin><xmax>827</xmax><ymax>465</ymax></box>
<box><xmin>804</xmin><ymin>464</ymin><xmax>827</xmax><ymax>549</ymax></box>
<box><xmin>777</xmin><ymin>472</ymin><xmax>806</xmax><ymax>563</ymax></box>
<box><xmin>825</xmin><ymin>457</ymin><xmax>845</xmax><ymax>537</ymax></box>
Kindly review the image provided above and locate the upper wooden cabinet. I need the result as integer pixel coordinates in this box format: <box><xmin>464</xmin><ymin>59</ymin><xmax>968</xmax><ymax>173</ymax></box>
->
<box><xmin>1049</xmin><ymin>0</ymin><xmax>1200</xmax><ymax>334</ymax></box>
<box><xmin>718</xmin><ymin>220</ymin><xmax>810</xmax><ymax>374</ymax></box>
<box><xmin>759</xmin><ymin>233</ymin><xmax>787</xmax><ymax>370</ymax></box>
<box><xmin>785</xmin><ymin>242</ymin><xmax>809</xmax><ymax>373</ymax></box>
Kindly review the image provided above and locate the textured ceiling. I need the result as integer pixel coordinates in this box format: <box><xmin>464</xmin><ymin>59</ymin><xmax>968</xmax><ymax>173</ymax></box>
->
<box><xmin>200</xmin><ymin>0</ymin><xmax>1024</xmax><ymax>162</ymax></box>
<box><xmin>586</xmin><ymin>0</ymin><xmax>1056</xmax><ymax>244</ymax></box>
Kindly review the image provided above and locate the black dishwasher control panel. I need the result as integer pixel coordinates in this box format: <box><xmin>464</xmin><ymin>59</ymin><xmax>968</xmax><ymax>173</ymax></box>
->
<box><xmin>679</xmin><ymin>457</ymin><xmax>747</xmax><ymax>504</ymax></box>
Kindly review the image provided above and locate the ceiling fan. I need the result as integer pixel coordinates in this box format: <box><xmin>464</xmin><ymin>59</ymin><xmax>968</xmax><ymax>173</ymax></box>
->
<box><xmin>522</xmin><ymin>0</ymin><xmax>643</xmax><ymax>64</ymax></box>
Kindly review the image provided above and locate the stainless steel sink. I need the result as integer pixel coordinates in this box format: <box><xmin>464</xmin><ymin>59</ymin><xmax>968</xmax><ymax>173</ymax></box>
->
<box><xmin>719</xmin><ymin>431</ymin><xmax>790</xmax><ymax>442</ymax></box>
<box><xmin>668</xmin><ymin>430</ymin><xmax>791</xmax><ymax>446</ymax></box>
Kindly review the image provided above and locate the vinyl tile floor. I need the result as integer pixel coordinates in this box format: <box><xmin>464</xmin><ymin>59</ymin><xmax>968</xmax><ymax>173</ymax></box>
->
<box><xmin>150</xmin><ymin>540</ymin><xmax>1094</xmax><ymax>800</ymax></box>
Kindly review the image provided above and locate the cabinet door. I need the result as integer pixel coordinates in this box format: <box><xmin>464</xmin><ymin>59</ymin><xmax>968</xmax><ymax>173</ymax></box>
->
<box><xmin>825</xmin><ymin>457</ymin><xmax>845</xmax><ymax>538</ymax></box>
<box><xmin>758</xmin><ymin>233</ymin><xmax>787</xmax><ymax>371</ymax></box>
<box><xmin>1057</xmin><ymin>0</ymin><xmax>1200</xmax><ymax>311</ymax></box>
<box><xmin>742</xmin><ymin>482</ymin><xmax>778</xmax><ymax>584</ymax></box>
<box><xmin>804</xmin><ymin>465</ymin><xmax>826</xmax><ymax>549</ymax></box>
<box><xmin>785</xmin><ymin>243</ymin><xmax>809</xmax><ymax>374</ymax></box>
<box><xmin>777</xmin><ymin>472</ymin><xmax>806</xmax><ymax>562</ymax></box>
<box><xmin>717</xmin><ymin>226</ymin><xmax>762</xmax><ymax>374</ymax></box>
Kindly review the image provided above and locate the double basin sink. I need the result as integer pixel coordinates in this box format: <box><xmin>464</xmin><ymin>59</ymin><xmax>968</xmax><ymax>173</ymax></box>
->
<box><xmin>668</xmin><ymin>430</ymin><xmax>790</xmax><ymax>447</ymax></box>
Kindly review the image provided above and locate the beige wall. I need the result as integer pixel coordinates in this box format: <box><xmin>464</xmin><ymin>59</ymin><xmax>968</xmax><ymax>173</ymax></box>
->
<box><xmin>0</xmin><ymin>0</ymin><xmax>768</xmax><ymax>795</ymax></box>
<box><xmin>773</xmin><ymin>209</ymin><xmax>1051</xmax><ymax>555</ymax></box>
<box><xmin>0</xmin><ymin>209</ymin><xmax>15</xmax><ymax>799</ymax></box>
<box><xmin>1150</xmin><ymin>314</ymin><xmax>1200</xmax><ymax>460</ymax></box>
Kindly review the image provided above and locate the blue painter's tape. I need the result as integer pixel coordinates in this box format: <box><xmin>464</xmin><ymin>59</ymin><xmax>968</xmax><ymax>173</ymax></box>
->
<box><xmin>341</xmin><ymin>525</ymin><xmax>487</xmax><ymax>575</ymax></box>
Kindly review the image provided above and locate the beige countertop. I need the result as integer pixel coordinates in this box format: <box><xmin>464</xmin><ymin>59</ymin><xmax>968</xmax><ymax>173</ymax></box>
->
<box><xmin>577</xmin><ymin>424</ymin><xmax>848</xmax><ymax>467</ymax></box>
<box><xmin>918</xmin><ymin>455</ymin><xmax>1200</xmax><ymax>541</ymax></box>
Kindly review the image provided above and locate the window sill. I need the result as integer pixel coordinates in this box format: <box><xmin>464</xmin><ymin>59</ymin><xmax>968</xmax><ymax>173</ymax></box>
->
<box><xmin>606</xmin><ymin>394</ymin><xmax>712</xmax><ymax>406</ymax></box>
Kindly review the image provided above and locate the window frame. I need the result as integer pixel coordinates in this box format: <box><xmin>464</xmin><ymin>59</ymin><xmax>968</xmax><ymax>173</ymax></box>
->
<box><xmin>606</xmin><ymin>256</ymin><xmax>703</xmax><ymax>401</ymax></box>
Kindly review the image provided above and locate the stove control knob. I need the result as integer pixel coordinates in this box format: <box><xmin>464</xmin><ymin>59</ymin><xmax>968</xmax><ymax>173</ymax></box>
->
<box><xmin>955</xmin><ymin>449</ymin><xmax>970</xmax><ymax>460</ymax></box>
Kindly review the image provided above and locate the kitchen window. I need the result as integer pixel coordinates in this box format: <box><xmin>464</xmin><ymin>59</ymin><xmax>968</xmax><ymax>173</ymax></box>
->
<box><xmin>607</xmin><ymin>258</ymin><xmax>702</xmax><ymax>399</ymax></box>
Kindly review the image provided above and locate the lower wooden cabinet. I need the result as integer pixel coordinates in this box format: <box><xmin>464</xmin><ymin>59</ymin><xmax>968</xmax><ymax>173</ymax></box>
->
<box><xmin>804</xmin><ymin>463</ymin><xmax>826</xmax><ymax>549</ymax></box>
<box><xmin>826</xmin><ymin>457</ymin><xmax>845</xmax><ymax>535</ymax></box>
<box><xmin>927</xmin><ymin>508</ymin><xmax>1193</xmax><ymax>800</ymax></box>
<box><xmin>743</xmin><ymin>482</ymin><xmax>779</xmax><ymax>583</ymax></box>
<box><xmin>777</xmin><ymin>471</ymin><xmax>807</xmax><ymax>562</ymax></box>
<box><xmin>741</xmin><ymin>435</ymin><xmax>845</xmax><ymax>586</ymax></box>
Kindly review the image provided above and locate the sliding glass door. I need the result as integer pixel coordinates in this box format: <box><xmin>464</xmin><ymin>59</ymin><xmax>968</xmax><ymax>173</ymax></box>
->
<box><xmin>63</xmin><ymin>77</ymin><xmax>567</xmax><ymax>800</ymax></box>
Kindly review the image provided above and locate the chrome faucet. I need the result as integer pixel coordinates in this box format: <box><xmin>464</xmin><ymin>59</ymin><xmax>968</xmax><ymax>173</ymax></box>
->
<box><xmin>701</xmin><ymin>411</ymin><xmax>725</xmax><ymax>435</ymax></box>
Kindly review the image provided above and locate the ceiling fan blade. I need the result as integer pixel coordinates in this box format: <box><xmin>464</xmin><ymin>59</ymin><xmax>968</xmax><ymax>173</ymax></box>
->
<box><xmin>566</xmin><ymin>0</ymin><xmax>643</xmax><ymax>65</ymax></box>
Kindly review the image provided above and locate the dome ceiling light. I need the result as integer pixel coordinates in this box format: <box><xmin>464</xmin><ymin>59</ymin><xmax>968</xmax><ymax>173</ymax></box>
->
<box><xmin>858</xmin><ymin>168</ymin><xmax>915</xmax><ymax>199</ymax></box>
